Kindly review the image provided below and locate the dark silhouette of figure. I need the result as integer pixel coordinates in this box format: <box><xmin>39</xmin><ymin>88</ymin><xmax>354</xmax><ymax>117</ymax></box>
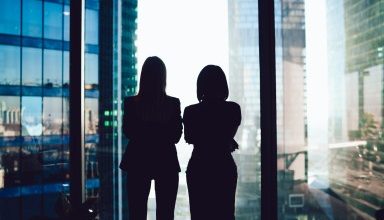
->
<box><xmin>119</xmin><ymin>56</ymin><xmax>182</xmax><ymax>220</ymax></box>
<box><xmin>183</xmin><ymin>65</ymin><xmax>241</xmax><ymax>220</ymax></box>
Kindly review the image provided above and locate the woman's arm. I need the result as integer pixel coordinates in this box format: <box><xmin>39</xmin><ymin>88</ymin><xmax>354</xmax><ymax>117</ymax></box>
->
<box><xmin>182</xmin><ymin>106</ymin><xmax>194</xmax><ymax>144</ymax></box>
<box><xmin>169</xmin><ymin>98</ymin><xmax>183</xmax><ymax>144</ymax></box>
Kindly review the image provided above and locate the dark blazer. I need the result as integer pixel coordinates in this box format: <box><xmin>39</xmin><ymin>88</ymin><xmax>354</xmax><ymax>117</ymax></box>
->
<box><xmin>183</xmin><ymin>100</ymin><xmax>241</xmax><ymax>155</ymax></box>
<box><xmin>119</xmin><ymin>95</ymin><xmax>182</xmax><ymax>174</ymax></box>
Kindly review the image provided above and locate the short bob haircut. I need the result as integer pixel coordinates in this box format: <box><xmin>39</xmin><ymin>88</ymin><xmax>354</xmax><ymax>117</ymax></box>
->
<box><xmin>197</xmin><ymin>65</ymin><xmax>229</xmax><ymax>102</ymax></box>
<box><xmin>138</xmin><ymin>56</ymin><xmax>167</xmax><ymax>99</ymax></box>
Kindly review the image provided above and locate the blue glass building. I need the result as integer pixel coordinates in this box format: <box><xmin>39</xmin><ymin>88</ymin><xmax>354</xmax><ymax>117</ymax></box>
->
<box><xmin>0</xmin><ymin>0</ymin><xmax>137</xmax><ymax>219</ymax></box>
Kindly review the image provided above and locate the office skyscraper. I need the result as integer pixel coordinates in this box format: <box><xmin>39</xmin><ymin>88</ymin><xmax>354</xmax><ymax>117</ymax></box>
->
<box><xmin>326</xmin><ymin>0</ymin><xmax>384</xmax><ymax>218</ymax></box>
<box><xmin>228</xmin><ymin>0</ymin><xmax>261</xmax><ymax>219</ymax></box>
<box><xmin>0</xmin><ymin>0</ymin><xmax>137</xmax><ymax>219</ymax></box>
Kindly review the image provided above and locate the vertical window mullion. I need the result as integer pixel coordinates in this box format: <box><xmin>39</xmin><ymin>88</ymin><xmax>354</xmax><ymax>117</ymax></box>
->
<box><xmin>69</xmin><ymin>0</ymin><xmax>85</xmax><ymax>209</ymax></box>
<box><xmin>258</xmin><ymin>0</ymin><xmax>277</xmax><ymax>219</ymax></box>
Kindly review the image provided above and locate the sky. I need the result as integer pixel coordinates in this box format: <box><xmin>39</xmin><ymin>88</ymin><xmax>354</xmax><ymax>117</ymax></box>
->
<box><xmin>136</xmin><ymin>0</ymin><xmax>229</xmax><ymax>110</ymax></box>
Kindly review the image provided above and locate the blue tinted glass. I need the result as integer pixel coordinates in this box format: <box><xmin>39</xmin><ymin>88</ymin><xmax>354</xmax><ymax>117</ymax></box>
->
<box><xmin>22</xmin><ymin>0</ymin><xmax>42</xmax><ymax>37</ymax></box>
<box><xmin>85</xmin><ymin>9</ymin><xmax>98</xmax><ymax>45</ymax></box>
<box><xmin>0</xmin><ymin>45</ymin><xmax>20</xmax><ymax>85</ymax></box>
<box><xmin>64</xmin><ymin>5</ymin><xmax>70</xmax><ymax>41</ymax></box>
<box><xmin>85</xmin><ymin>53</ymin><xmax>98</xmax><ymax>86</ymax></box>
<box><xmin>0</xmin><ymin>0</ymin><xmax>21</xmax><ymax>35</ymax></box>
<box><xmin>22</xmin><ymin>96</ymin><xmax>42</xmax><ymax>136</ymax></box>
<box><xmin>0</xmin><ymin>96</ymin><xmax>21</xmax><ymax>136</ymax></box>
<box><xmin>44</xmin><ymin>49</ymin><xmax>62</xmax><ymax>87</ymax></box>
<box><xmin>43</xmin><ymin>97</ymin><xmax>62</xmax><ymax>135</ymax></box>
<box><xmin>22</xmin><ymin>47</ymin><xmax>42</xmax><ymax>86</ymax></box>
<box><xmin>63</xmin><ymin>98</ymin><xmax>69</xmax><ymax>134</ymax></box>
<box><xmin>44</xmin><ymin>2</ymin><xmax>63</xmax><ymax>40</ymax></box>
<box><xmin>85</xmin><ymin>98</ymin><xmax>98</xmax><ymax>134</ymax></box>
<box><xmin>63</xmin><ymin>51</ymin><xmax>69</xmax><ymax>85</ymax></box>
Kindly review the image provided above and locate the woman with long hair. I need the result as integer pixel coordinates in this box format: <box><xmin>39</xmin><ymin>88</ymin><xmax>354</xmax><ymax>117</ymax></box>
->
<box><xmin>183</xmin><ymin>65</ymin><xmax>241</xmax><ymax>220</ymax></box>
<box><xmin>120</xmin><ymin>56</ymin><xmax>182</xmax><ymax>220</ymax></box>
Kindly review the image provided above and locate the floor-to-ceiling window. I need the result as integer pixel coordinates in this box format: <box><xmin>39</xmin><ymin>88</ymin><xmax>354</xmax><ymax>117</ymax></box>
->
<box><xmin>276</xmin><ymin>0</ymin><xmax>384</xmax><ymax>219</ymax></box>
<box><xmin>137</xmin><ymin>1</ymin><xmax>261</xmax><ymax>219</ymax></box>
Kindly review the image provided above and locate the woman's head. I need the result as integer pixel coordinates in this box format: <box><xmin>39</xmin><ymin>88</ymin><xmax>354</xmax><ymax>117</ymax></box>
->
<box><xmin>197</xmin><ymin>65</ymin><xmax>229</xmax><ymax>102</ymax></box>
<box><xmin>138</xmin><ymin>56</ymin><xmax>167</xmax><ymax>99</ymax></box>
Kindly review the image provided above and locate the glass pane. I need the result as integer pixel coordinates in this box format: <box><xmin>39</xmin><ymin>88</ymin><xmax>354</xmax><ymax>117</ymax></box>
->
<box><xmin>23</xmin><ymin>47</ymin><xmax>42</xmax><ymax>86</ymax></box>
<box><xmin>64</xmin><ymin>5</ymin><xmax>70</xmax><ymax>42</ymax></box>
<box><xmin>85</xmin><ymin>53</ymin><xmax>99</xmax><ymax>89</ymax></box>
<box><xmin>63</xmin><ymin>98</ymin><xmax>69</xmax><ymax>135</ymax></box>
<box><xmin>276</xmin><ymin>0</ymin><xmax>384</xmax><ymax>219</ymax></box>
<box><xmin>63</xmin><ymin>51</ymin><xmax>69</xmax><ymax>87</ymax></box>
<box><xmin>85</xmin><ymin>9</ymin><xmax>99</xmax><ymax>45</ymax></box>
<box><xmin>43</xmin><ymin>97</ymin><xmax>62</xmax><ymax>135</ymax></box>
<box><xmin>0</xmin><ymin>145</ymin><xmax>21</xmax><ymax>219</ymax></box>
<box><xmin>84</xmin><ymin>1</ymin><xmax>100</xmax><ymax>217</ymax></box>
<box><xmin>44</xmin><ymin>49</ymin><xmax>62</xmax><ymax>87</ymax></box>
<box><xmin>0</xmin><ymin>45</ymin><xmax>20</xmax><ymax>86</ymax></box>
<box><xmin>22</xmin><ymin>97</ymin><xmax>42</xmax><ymax>137</ymax></box>
<box><xmin>0</xmin><ymin>0</ymin><xmax>21</xmax><ymax>35</ymax></box>
<box><xmin>44</xmin><ymin>2</ymin><xmax>63</xmax><ymax>40</ymax></box>
<box><xmin>22</xmin><ymin>0</ymin><xmax>42</xmax><ymax>38</ymax></box>
<box><xmin>85</xmin><ymin>98</ymin><xmax>98</xmax><ymax>135</ymax></box>
<box><xmin>228</xmin><ymin>1</ymin><xmax>261</xmax><ymax>218</ymax></box>
<box><xmin>0</xmin><ymin>96</ymin><xmax>21</xmax><ymax>136</ymax></box>
<box><xmin>137</xmin><ymin>0</ymin><xmax>260</xmax><ymax>219</ymax></box>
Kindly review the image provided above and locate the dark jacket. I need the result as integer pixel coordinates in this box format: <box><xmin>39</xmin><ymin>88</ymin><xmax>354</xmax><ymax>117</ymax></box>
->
<box><xmin>183</xmin><ymin>100</ymin><xmax>241</xmax><ymax>170</ymax></box>
<box><xmin>119</xmin><ymin>95</ymin><xmax>182</xmax><ymax>174</ymax></box>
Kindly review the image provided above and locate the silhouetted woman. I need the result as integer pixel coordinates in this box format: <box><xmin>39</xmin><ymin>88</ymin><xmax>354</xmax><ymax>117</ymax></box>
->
<box><xmin>119</xmin><ymin>56</ymin><xmax>182</xmax><ymax>220</ymax></box>
<box><xmin>183</xmin><ymin>65</ymin><xmax>241</xmax><ymax>220</ymax></box>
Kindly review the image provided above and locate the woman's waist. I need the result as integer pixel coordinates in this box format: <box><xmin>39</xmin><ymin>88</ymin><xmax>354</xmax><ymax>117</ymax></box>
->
<box><xmin>190</xmin><ymin>149</ymin><xmax>233</xmax><ymax>160</ymax></box>
<box><xmin>192</xmin><ymin>144</ymin><xmax>233</xmax><ymax>154</ymax></box>
<box><xmin>129</xmin><ymin>139</ymin><xmax>176</xmax><ymax>147</ymax></box>
<box><xmin>187</xmin><ymin>152</ymin><xmax>237</xmax><ymax>172</ymax></box>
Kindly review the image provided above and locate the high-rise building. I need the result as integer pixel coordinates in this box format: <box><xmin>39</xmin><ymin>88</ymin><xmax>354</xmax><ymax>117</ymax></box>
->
<box><xmin>326</xmin><ymin>0</ymin><xmax>384</xmax><ymax>218</ymax></box>
<box><xmin>0</xmin><ymin>0</ymin><xmax>137</xmax><ymax>219</ymax></box>
<box><xmin>228</xmin><ymin>0</ymin><xmax>261</xmax><ymax>219</ymax></box>
<box><xmin>228</xmin><ymin>0</ymin><xmax>307</xmax><ymax>219</ymax></box>
<box><xmin>275</xmin><ymin>0</ymin><xmax>307</xmax><ymax>218</ymax></box>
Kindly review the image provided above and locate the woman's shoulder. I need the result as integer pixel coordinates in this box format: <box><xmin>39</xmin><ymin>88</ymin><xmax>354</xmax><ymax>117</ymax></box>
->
<box><xmin>165</xmin><ymin>95</ymin><xmax>181</xmax><ymax>107</ymax></box>
<box><xmin>184</xmin><ymin>102</ymin><xmax>200</xmax><ymax>112</ymax></box>
<box><xmin>225</xmin><ymin>101</ymin><xmax>241</xmax><ymax>110</ymax></box>
<box><xmin>165</xmin><ymin>95</ymin><xmax>180</xmax><ymax>103</ymax></box>
<box><xmin>124</xmin><ymin>95</ymin><xmax>138</xmax><ymax>104</ymax></box>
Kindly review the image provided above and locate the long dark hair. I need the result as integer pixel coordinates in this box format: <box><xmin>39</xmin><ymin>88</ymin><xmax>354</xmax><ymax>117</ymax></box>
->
<box><xmin>135</xmin><ymin>56</ymin><xmax>169</xmax><ymax>121</ymax></box>
<box><xmin>197</xmin><ymin>65</ymin><xmax>229</xmax><ymax>102</ymax></box>
<box><xmin>137</xmin><ymin>56</ymin><xmax>167</xmax><ymax>101</ymax></box>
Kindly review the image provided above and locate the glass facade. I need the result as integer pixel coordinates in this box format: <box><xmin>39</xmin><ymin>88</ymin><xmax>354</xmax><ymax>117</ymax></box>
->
<box><xmin>228</xmin><ymin>0</ymin><xmax>261</xmax><ymax>219</ymax></box>
<box><xmin>276</xmin><ymin>0</ymin><xmax>384</xmax><ymax>219</ymax></box>
<box><xmin>0</xmin><ymin>0</ymin><xmax>139</xmax><ymax>219</ymax></box>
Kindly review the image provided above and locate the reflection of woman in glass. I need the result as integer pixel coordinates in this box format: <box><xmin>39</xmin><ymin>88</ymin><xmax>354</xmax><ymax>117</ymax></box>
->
<box><xmin>183</xmin><ymin>65</ymin><xmax>241</xmax><ymax>220</ymax></box>
<box><xmin>120</xmin><ymin>56</ymin><xmax>182</xmax><ymax>220</ymax></box>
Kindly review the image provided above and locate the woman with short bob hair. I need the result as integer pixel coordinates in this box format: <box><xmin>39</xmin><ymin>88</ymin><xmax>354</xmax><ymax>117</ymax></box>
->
<box><xmin>120</xmin><ymin>56</ymin><xmax>182</xmax><ymax>220</ymax></box>
<box><xmin>183</xmin><ymin>65</ymin><xmax>242</xmax><ymax>220</ymax></box>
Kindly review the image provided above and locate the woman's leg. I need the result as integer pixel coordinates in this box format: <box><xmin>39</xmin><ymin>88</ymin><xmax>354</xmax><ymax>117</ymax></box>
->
<box><xmin>154</xmin><ymin>173</ymin><xmax>179</xmax><ymax>220</ymax></box>
<box><xmin>216</xmin><ymin>160</ymin><xmax>238</xmax><ymax>220</ymax></box>
<box><xmin>218</xmin><ymin>168</ymin><xmax>237</xmax><ymax>220</ymax></box>
<box><xmin>187</xmin><ymin>170</ymin><xmax>208</xmax><ymax>220</ymax></box>
<box><xmin>126</xmin><ymin>174</ymin><xmax>152</xmax><ymax>220</ymax></box>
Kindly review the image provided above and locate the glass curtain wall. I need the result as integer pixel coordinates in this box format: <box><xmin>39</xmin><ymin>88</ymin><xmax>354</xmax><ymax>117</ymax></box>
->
<box><xmin>276</xmin><ymin>0</ymin><xmax>384</xmax><ymax>219</ymax></box>
<box><xmin>0</xmin><ymin>0</ymin><xmax>68</xmax><ymax>219</ymax></box>
<box><xmin>228</xmin><ymin>0</ymin><xmax>261</xmax><ymax>219</ymax></box>
<box><xmin>0</xmin><ymin>0</ymin><xmax>132</xmax><ymax>219</ymax></box>
<box><xmin>84</xmin><ymin>0</ymin><xmax>138</xmax><ymax>219</ymax></box>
